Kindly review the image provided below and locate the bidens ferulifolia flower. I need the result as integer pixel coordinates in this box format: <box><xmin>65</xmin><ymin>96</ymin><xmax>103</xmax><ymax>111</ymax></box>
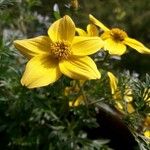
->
<box><xmin>14</xmin><ymin>15</ymin><xmax>103</xmax><ymax>88</ymax></box>
<box><xmin>89</xmin><ymin>14</ymin><xmax>150</xmax><ymax>55</ymax></box>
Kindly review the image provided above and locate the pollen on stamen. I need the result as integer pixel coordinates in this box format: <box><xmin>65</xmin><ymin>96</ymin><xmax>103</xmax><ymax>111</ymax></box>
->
<box><xmin>110</xmin><ymin>28</ymin><xmax>128</xmax><ymax>41</ymax></box>
<box><xmin>50</xmin><ymin>41</ymin><xmax>71</xmax><ymax>60</ymax></box>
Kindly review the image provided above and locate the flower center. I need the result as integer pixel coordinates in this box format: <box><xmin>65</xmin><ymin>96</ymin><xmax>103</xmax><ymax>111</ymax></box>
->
<box><xmin>110</xmin><ymin>28</ymin><xmax>127</xmax><ymax>41</ymax></box>
<box><xmin>50</xmin><ymin>41</ymin><xmax>71</xmax><ymax>60</ymax></box>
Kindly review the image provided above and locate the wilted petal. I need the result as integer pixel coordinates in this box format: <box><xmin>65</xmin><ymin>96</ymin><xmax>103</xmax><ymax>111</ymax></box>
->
<box><xmin>89</xmin><ymin>14</ymin><xmax>110</xmax><ymax>32</ymax></box>
<box><xmin>87</xmin><ymin>24</ymin><xmax>99</xmax><ymax>37</ymax></box>
<box><xmin>14</xmin><ymin>36</ymin><xmax>51</xmax><ymax>59</ymax></box>
<box><xmin>104</xmin><ymin>38</ymin><xmax>126</xmax><ymax>55</ymax></box>
<box><xmin>124</xmin><ymin>37</ymin><xmax>150</xmax><ymax>54</ymax></box>
<box><xmin>72</xmin><ymin>36</ymin><xmax>104</xmax><ymax>56</ymax></box>
<box><xmin>48</xmin><ymin>15</ymin><xmax>75</xmax><ymax>43</ymax></box>
<box><xmin>59</xmin><ymin>56</ymin><xmax>101</xmax><ymax>80</ymax></box>
<box><xmin>76</xmin><ymin>28</ymin><xmax>87</xmax><ymax>36</ymax></box>
<box><xmin>21</xmin><ymin>55</ymin><xmax>61</xmax><ymax>88</ymax></box>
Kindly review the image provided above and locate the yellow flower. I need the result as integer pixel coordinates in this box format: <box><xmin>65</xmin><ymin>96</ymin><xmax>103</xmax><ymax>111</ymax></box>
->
<box><xmin>14</xmin><ymin>15</ymin><xmax>104</xmax><ymax>88</ymax></box>
<box><xmin>89</xmin><ymin>14</ymin><xmax>150</xmax><ymax>55</ymax></box>
<box><xmin>76</xmin><ymin>24</ymin><xmax>99</xmax><ymax>37</ymax></box>
<box><xmin>107</xmin><ymin>72</ymin><xmax>134</xmax><ymax>113</ymax></box>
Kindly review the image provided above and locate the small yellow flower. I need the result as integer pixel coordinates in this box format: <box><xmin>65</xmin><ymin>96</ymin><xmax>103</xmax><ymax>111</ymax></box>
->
<box><xmin>107</xmin><ymin>72</ymin><xmax>134</xmax><ymax>113</ymax></box>
<box><xmin>14</xmin><ymin>15</ymin><xmax>104</xmax><ymax>88</ymax></box>
<box><xmin>89</xmin><ymin>14</ymin><xmax>150</xmax><ymax>55</ymax></box>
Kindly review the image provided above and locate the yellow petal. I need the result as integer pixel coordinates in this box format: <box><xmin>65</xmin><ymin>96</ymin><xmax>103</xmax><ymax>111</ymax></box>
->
<box><xmin>101</xmin><ymin>31</ymin><xmax>111</xmax><ymax>40</ymax></box>
<box><xmin>143</xmin><ymin>88</ymin><xmax>150</xmax><ymax>103</ymax></box>
<box><xmin>127</xmin><ymin>103</ymin><xmax>135</xmax><ymax>113</ymax></box>
<box><xmin>104</xmin><ymin>38</ymin><xmax>126</xmax><ymax>55</ymax></box>
<box><xmin>107</xmin><ymin>72</ymin><xmax>118</xmax><ymax>94</ymax></box>
<box><xmin>124</xmin><ymin>37</ymin><xmax>150</xmax><ymax>54</ymax></box>
<box><xmin>89</xmin><ymin>14</ymin><xmax>110</xmax><ymax>32</ymax></box>
<box><xmin>72</xmin><ymin>36</ymin><xmax>104</xmax><ymax>56</ymax></box>
<box><xmin>124</xmin><ymin>87</ymin><xmax>133</xmax><ymax>102</ymax></box>
<box><xmin>87</xmin><ymin>24</ymin><xmax>99</xmax><ymax>37</ymax></box>
<box><xmin>115</xmin><ymin>101</ymin><xmax>123</xmax><ymax>110</ymax></box>
<box><xmin>48</xmin><ymin>15</ymin><xmax>75</xmax><ymax>43</ymax></box>
<box><xmin>59</xmin><ymin>56</ymin><xmax>101</xmax><ymax>80</ymax></box>
<box><xmin>76</xmin><ymin>28</ymin><xmax>87</xmax><ymax>36</ymax></box>
<box><xmin>21</xmin><ymin>55</ymin><xmax>61</xmax><ymax>88</ymax></box>
<box><xmin>14</xmin><ymin>36</ymin><xmax>51</xmax><ymax>59</ymax></box>
<box><xmin>69</xmin><ymin>95</ymin><xmax>84</xmax><ymax>107</ymax></box>
<box><xmin>144</xmin><ymin>130</ymin><xmax>150</xmax><ymax>138</ymax></box>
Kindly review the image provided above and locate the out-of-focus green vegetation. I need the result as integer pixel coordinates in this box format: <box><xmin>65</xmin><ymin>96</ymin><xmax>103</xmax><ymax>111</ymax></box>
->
<box><xmin>0</xmin><ymin>0</ymin><xmax>150</xmax><ymax>150</ymax></box>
